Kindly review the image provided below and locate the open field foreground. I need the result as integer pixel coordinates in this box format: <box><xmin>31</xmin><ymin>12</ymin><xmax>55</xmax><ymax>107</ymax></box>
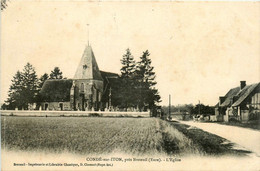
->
<box><xmin>1</xmin><ymin>116</ymin><xmax>253</xmax><ymax>156</ymax></box>
<box><xmin>1</xmin><ymin>116</ymin><xmax>260</xmax><ymax>170</ymax></box>
<box><xmin>1</xmin><ymin>116</ymin><xmax>259</xmax><ymax>170</ymax></box>
<box><xmin>2</xmin><ymin>116</ymin><xmax>201</xmax><ymax>156</ymax></box>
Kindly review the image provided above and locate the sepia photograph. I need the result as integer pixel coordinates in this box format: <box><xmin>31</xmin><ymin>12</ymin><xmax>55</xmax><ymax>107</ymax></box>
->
<box><xmin>1</xmin><ymin>1</ymin><xmax>260</xmax><ymax>170</ymax></box>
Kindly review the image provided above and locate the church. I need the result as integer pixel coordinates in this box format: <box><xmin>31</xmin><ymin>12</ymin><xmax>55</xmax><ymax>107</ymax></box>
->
<box><xmin>39</xmin><ymin>45</ymin><xmax>119</xmax><ymax>111</ymax></box>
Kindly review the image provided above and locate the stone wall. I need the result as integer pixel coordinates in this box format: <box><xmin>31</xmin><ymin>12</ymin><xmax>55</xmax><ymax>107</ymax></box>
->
<box><xmin>224</xmin><ymin>114</ymin><xmax>229</xmax><ymax>122</ymax></box>
<box><xmin>40</xmin><ymin>102</ymin><xmax>71</xmax><ymax>111</ymax></box>
<box><xmin>1</xmin><ymin>110</ymin><xmax>150</xmax><ymax>117</ymax></box>
<box><xmin>241</xmin><ymin>110</ymin><xmax>249</xmax><ymax>123</ymax></box>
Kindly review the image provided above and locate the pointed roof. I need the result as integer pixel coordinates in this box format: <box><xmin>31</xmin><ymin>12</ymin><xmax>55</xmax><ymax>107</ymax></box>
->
<box><xmin>73</xmin><ymin>46</ymin><xmax>103</xmax><ymax>80</ymax></box>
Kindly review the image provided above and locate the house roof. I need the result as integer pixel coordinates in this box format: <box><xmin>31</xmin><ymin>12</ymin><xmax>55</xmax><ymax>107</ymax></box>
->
<box><xmin>39</xmin><ymin>79</ymin><xmax>73</xmax><ymax>102</ymax></box>
<box><xmin>232</xmin><ymin>83</ymin><xmax>260</xmax><ymax>107</ymax></box>
<box><xmin>73</xmin><ymin>45</ymin><xmax>103</xmax><ymax>81</ymax></box>
<box><xmin>219</xmin><ymin>87</ymin><xmax>240</xmax><ymax>107</ymax></box>
<box><xmin>219</xmin><ymin>82</ymin><xmax>260</xmax><ymax>107</ymax></box>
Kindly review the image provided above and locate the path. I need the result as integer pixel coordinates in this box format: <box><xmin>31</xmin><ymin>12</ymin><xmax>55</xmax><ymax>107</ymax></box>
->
<box><xmin>178</xmin><ymin>120</ymin><xmax>260</xmax><ymax>157</ymax></box>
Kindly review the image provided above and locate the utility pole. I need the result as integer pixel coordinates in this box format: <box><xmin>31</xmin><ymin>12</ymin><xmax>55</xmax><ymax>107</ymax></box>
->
<box><xmin>168</xmin><ymin>94</ymin><xmax>171</xmax><ymax>120</ymax></box>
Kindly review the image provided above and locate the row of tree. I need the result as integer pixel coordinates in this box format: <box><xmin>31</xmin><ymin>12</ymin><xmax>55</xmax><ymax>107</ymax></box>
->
<box><xmin>162</xmin><ymin>103</ymin><xmax>215</xmax><ymax>116</ymax></box>
<box><xmin>114</xmin><ymin>49</ymin><xmax>161</xmax><ymax>112</ymax></box>
<box><xmin>3</xmin><ymin>64</ymin><xmax>64</xmax><ymax>110</ymax></box>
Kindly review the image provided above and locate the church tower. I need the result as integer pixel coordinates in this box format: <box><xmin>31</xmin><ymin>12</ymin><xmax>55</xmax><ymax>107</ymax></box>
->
<box><xmin>70</xmin><ymin>45</ymin><xmax>103</xmax><ymax>111</ymax></box>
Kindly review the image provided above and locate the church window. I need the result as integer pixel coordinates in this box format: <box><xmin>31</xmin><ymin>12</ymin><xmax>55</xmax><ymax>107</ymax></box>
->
<box><xmin>81</xmin><ymin>83</ymin><xmax>84</xmax><ymax>92</ymax></box>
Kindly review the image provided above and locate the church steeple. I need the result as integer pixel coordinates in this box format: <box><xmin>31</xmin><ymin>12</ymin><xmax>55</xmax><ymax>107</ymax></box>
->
<box><xmin>73</xmin><ymin>46</ymin><xmax>103</xmax><ymax>80</ymax></box>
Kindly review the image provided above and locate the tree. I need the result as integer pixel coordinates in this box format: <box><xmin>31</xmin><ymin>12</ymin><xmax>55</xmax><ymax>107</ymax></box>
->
<box><xmin>50</xmin><ymin>67</ymin><xmax>63</xmax><ymax>79</ymax></box>
<box><xmin>5</xmin><ymin>71</ymin><xmax>24</xmax><ymax>109</ymax></box>
<box><xmin>1</xmin><ymin>0</ymin><xmax>8</xmax><ymax>11</ymax></box>
<box><xmin>119</xmin><ymin>48</ymin><xmax>136</xmax><ymax>109</ymax></box>
<box><xmin>135</xmin><ymin>50</ymin><xmax>161</xmax><ymax>111</ymax></box>
<box><xmin>192</xmin><ymin>103</ymin><xmax>214</xmax><ymax>116</ymax></box>
<box><xmin>38</xmin><ymin>73</ymin><xmax>49</xmax><ymax>89</ymax></box>
<box><xmin>5</xmin><ymin>63</ymin><xmax>38</xmax><ymax>109</ymax></box>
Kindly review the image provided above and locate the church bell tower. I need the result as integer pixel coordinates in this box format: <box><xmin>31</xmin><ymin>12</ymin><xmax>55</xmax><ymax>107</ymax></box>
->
<box><xmin>71</xmin><ymin>45</ymin><xmax>103</xmax><ymax>111</ymax></box>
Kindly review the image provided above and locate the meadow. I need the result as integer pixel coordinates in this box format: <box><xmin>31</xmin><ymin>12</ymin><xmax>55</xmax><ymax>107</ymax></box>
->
<box><xmin>2</xmin><ymin>116</ymin><xmax>250</xmax><ymax>157</ymax></box>
<box><xmin>1</xmin><ymin>116</ymin><xmax>201</xmax><ymax>156</ymax></box>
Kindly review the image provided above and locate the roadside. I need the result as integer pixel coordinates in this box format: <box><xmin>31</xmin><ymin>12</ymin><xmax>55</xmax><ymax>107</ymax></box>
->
<box><xmin>217</xmin><ymin>120</ymin><xmax>260</xmax><ymax>130</ymax></box>
<box><xmin>168</xmin><ymin>121</ymin><xmax>251</xmax><ymax>156</ymax></box>
<box><xmin>176</xmin><ymin>120</ymin><xmax>260</xmax><ymax>157</ymax></box>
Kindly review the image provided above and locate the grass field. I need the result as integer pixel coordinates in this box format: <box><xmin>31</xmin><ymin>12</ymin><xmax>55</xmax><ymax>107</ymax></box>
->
<box><xmin>1</xmin><ymin>116</ymin><xmax>251</xmax><ymax>157</ymax></box>
<box><xmin>1</xmin><ymin>116</ymin><xmax>201</xmax><ymax>156</ymax></box>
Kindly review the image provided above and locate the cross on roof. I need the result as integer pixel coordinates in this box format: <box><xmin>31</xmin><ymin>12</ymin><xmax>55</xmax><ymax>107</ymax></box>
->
<box><xmin>87</xmin><ymin>24</ymin><xmax>89</xmax><ymax>46</ymax></box>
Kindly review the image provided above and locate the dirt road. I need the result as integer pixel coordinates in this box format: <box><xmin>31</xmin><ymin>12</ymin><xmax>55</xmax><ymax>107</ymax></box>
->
<box><xmin>178</xmin><ymin>121</ymin><xmax>260</xmax><ymax>157</ymax></box>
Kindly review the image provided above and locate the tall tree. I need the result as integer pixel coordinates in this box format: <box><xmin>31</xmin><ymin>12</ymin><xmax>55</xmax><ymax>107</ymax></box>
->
<box><xmin>119</xmin><ymin>48</ymin><xmax>136</xmax><ymax>109</ymax></box>
<box><xmin>5</xmin><ymin>71</ymin><xmax>24</xmax><ymax>109</ymax></box>
<box><xmin>1</xmin><ymin>0</ymin><xmax>8</xmax><ymax>11</ymax></box>
<box><xmin>6</xmin><ymin>63</ymin><xmax>38</xmax><ymax>109</ymax></box>
<box><xmin>135</xmin><ymin>50</ymin><xmax>161</xmax><ymax>111</ymax></box>
<box><xmin>21</xmin><ymin>63</ymin><xmax>39</xmax><ymax>108</ymax></box>
<box><xmin>38</xmin><ymin>73</ymin><xmax>49</xmax><ymax>89</ymax></box>
<box><xmin>50</xmin><ymin>67</ymin><xmax>63</xmax><ymax>79</ymax></box>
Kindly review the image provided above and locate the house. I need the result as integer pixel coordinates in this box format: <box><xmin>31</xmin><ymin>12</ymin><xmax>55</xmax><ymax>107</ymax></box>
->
<box><xmin>39</xmin><ymin>45</ymin><xmax>119</xmax><ymax>111</ymax></box>
<box><xmin>214</xmin><ymin>81</ymin><xmax>260</xmax><ymax>122</ymax></box>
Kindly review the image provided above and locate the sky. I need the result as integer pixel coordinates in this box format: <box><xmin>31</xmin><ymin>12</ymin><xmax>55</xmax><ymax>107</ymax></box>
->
<box><xmin>1</xmin><ymin>1</ymin><xmax>260</xmax><ymax>106</ymax></box>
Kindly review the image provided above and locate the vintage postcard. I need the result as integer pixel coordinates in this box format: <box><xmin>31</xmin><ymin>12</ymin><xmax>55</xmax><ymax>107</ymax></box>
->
<box><xmin>1</xmin><ymin>1</ymin><xmax>260</xmax><ymax>170</ymax></box>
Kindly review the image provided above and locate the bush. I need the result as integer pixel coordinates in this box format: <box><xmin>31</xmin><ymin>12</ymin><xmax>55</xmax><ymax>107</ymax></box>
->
<box><xmin>229</xmin><ymin>117</ymin><xmax>240</xmax><ymax>123</ymax></box>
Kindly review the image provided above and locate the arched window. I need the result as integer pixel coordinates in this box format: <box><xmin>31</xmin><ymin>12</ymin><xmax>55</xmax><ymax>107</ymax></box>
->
<box><xmin>81</xmin><ymin>83</ymin><xmax>84</xmax><ymax>92</ymax></box>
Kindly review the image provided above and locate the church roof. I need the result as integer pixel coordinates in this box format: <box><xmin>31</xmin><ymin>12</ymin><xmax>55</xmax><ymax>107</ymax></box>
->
<box><xmin>73</xmin><ymin>46</ymin><xmax>103</xmax><ymax>81</ymax></box>
<box><xmin>100</xmin><ymin>71</ymin><xmax>120</xmax><ymax>103</ymax></box>
<box><xmin>39</xmin><ymin>79</ymin><xmax>72</xmax><ymax>102</ymax></box>
<box><xmin>100</xmin><ymin>70</ymin><xmax>119</xmax><ymax>92</ymax></box>
<box><xmin>100</xmin><ymin>70</ymin><xmax>119</xmax><ymax>78</ymax></box>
